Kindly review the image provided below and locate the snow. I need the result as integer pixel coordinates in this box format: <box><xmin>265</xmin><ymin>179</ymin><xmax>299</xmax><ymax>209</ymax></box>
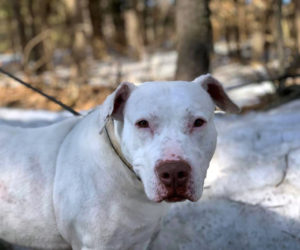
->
<box><xmin>153</xmin><ymin>100</ymin><xmax>300</xmax><ymax>250</ymax></box>
<box><xmin>226</xmin><ymin>81</ymin><xmax>275</xmax><ymax>107</ymax></box>
<box><xmin>1</xmin><ymin>99</ymin><xmax>300</xmax><ymax>249</ymax></box>
<box><xmin>0</xmin><ymin>108</ymin><xmax>70</xmax><ymax>128</ymax></box>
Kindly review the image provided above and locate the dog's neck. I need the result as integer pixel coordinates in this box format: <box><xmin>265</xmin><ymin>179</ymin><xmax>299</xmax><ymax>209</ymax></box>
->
<box><xmin>105</xmin><ymin>117</ymin><xmax>141</xmax><ymax>181</ymax></box>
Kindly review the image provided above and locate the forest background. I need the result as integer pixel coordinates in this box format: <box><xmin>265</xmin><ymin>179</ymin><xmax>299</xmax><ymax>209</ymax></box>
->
<box><xmin>0</xmin><ymin>0</ymin><xmax>299</xmax><ymax>112</ymax></box>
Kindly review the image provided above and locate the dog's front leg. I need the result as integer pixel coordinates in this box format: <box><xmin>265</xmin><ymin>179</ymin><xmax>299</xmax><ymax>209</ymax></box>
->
<box><xmin>145</xmin><ymin>218</ymin><xmax>163</xmax><ymax>250</ymax></box>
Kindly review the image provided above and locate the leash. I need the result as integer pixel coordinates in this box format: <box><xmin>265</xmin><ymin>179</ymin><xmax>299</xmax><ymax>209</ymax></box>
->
<box><xmin>0</xmin><ymin>67</ymin><xmax>139</xmax><ymax>181</ymax></box>
<box><xmin>0</xmin><ymin>67</ymin><xmax>81</xmax><ymax>116</ymax></box>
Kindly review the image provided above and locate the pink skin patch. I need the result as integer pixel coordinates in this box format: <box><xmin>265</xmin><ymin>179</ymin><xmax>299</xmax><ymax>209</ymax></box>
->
<box><xmin>0</xmin><ymin>182</ymin><xmax>13</xmax><ymax>203</ymax></box>
<box><xmin>162</xmin><ymin>141</ymin><xmax>184</xmax><ymax>161</ymax></box>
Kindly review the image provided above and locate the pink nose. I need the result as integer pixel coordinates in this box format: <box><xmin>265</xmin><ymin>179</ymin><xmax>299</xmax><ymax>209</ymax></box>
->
<box><xmin>155</xmin><ymin>160</ymin><xmax>191</xmax><ymax>188</ymax></box>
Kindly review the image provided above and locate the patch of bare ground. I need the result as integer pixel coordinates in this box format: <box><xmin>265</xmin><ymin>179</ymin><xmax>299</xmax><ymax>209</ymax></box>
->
<box><xmin>0</xmin><ymin>84</ymin><xmax>114</xmax><ymax>112</ymax></box>
<box><xmin>241</xmin><ymin>85</ymin><xmax>300</xmax><ymax>113</ymax></box>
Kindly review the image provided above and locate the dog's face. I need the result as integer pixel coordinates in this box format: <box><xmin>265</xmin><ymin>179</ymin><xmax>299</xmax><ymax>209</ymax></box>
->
<box><xmin>121</xmin><ymin>81</ymin><xmax>217</xmax><ymax>202</ymax></box>
<box><xmin>104</xmin><ymin>74</ymin><xmax>239</xmax><ymax>203</ymax></box>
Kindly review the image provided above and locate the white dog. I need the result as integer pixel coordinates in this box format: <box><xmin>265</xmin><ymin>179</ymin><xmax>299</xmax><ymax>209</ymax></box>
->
<box><xmin>0</xmin><ymin>74</ymin><xmax>238</xmax><ymax>250</ymax></box>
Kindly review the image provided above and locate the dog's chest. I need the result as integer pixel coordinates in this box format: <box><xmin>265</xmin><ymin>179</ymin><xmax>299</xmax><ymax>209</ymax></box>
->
<box><xmin>80</xmin><ymin>196</ymin><xmax>168</xmax><ymax>250</ymax></box>
<box><xmin>103</xmin><ymin>218</ymin><xmax>160</xmax><ymax>250</ymax></box>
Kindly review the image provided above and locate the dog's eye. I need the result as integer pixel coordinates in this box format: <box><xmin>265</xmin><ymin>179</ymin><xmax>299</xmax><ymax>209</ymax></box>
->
<box><xmin>136</xmin><ymin>120</ymin><xmax>149</xmax><ymax>128</ymax></box>
<box><xmin>193</xmin><ymin>118</ymin><xmax>206</xmax><ymax>127</ymax></box>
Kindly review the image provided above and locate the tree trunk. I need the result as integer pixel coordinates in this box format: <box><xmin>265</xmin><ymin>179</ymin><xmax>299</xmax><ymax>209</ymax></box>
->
<box><xmin>110</xmin><ymin>0</ymin><xmax>127</xmax><ymax>51</ymax></box>
<box><xmin>64</xmin><ymin>0</ymin><xmax>88</xmax><ymax>84</ymax></box>
<box><xmin>175</xmin><ymin>0</ymin><xmax>212</xmax><ymax>80</ymax></box>
<box><xmin>5</xmin><ymin>5</ymin><xmax>17</xmax><ymax>54</ymax></box>
<box><xmin>10</xmin><ymin>0</ymin><xmax>28</xmax><ymax>52</ymax></box>
<box><xmin>275</xmin><ymin>0</ymin><xmax>284</xmax><ymax>76</ymax></box>
<box><xmin>233</xmin><ymin>0</ymin><xmax>241</xmax><ymax>59</ymax></box>
<box><xmin>39</xmin><ymin>0</ymin><xmax>54</xmax><ymax>73</ymax></box>
<box><xmin>251</xmin><ymin>0</ymin><xmax>274</xmax><ymax>63</ymax></box>
<box><xmin>275</xmin><ymin>0</ymin><xmax>285</xmax><ymax>91</ymax></box>
<box><xmin>124</xmin><ymin>0</ymin><xmax>144</xmax><ymax>59</ymax></box>
<box><xmin>142</xmin><ymin>0</ymin><xmax>149</xmax><ymax>45</ymax></box>
<box><xmin>252</xmin><ymin>20</ymin><xmax>264</xmax><ymax>61</ymax></box>
<box><xmin>262</xmin><ymin>3</ymin><xmax>273</xmax><ymax>63</ymax></box>
<box><xmin>27</xmin><ymin>0</ymin><xmax>46</xmax><ymax>73</ymax></box>
<box><xmin>88</xmin><ymin>0</ymin><xmax>107</xmax><ymax>59</ymax></box>
<box><xmin>225</xmin><ymin>25</ymin><xmax>231</xmax><ymax>55</ymax></box>
<box><xmin>295</xmin><ymin>0</ymin><xmax>300</xmax><ymax>54</ymax></box>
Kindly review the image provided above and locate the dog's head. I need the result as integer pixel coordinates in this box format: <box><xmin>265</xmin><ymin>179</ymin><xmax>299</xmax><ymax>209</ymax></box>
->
<box><xmin>100</xmin><ymin>74</ymin><xmax>239</xmax><ymax>203</ymax></box>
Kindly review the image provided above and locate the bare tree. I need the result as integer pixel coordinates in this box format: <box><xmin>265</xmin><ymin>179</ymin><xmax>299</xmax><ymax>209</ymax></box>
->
<box><xmin>10</xmin><ymin>0</ymin><xmax>52</xmax><ymax>74</ymax></box>
<box><xmin>4</xmin><ymin>2</ymin><xmax>18</xmax><ymax>54</ymax></box>
<box><xmin>64</xmin><ymin>0</ymin><xmax>88</xmax><ymax>84</ymax></box>
<box><xmin>295</xmin><ymin>0</ymin><xmax>300</xmax><ymax>54</ymax></box>
<box><xmin>88</xmin><ymin>0</ymin><xmax>107</xmax><ymax>59</ymax></box>
<box><xmin>275</xmin><ymin>0</ymin><xmax>285</xmax><ymax>88</ymax></box>
<box><xmin>232</xmin><ymin>0</ymin><xmax>241</xmax><ymax>59</ymax></box>
<box><xmin>110</xmin><ymin>0</ymin><xmax>127</xmax><ymax>50</ymax></box>
<box><xmin>175</xmin><ymin>0</ymin><xmax>212</xmax><ymax>80</ymax></box>
<box><xmin>124</xmin><ymin>0</ymin><xmax>144</xmax><ymax>59</ymax></box>
<box><xmin>251</xmin><ymin>0</ymin><xmax>273</xmax><ymax>62</ymax></box>
<box><xmin>27</xmin><ymin>0</ymin><xmax>47</xmax><ymax>73</ymax></box>
<box><xmin>10</xmin><ymin>0</ymin><xmax>28</xmax><ymax>53</ymax></box>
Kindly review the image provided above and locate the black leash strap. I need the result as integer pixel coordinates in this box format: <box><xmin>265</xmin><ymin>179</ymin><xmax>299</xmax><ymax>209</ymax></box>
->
<box><xmin>0</xmin><ymin>68</ymin><xmax>143</xmax><ymax>181</ymax></box>
<box><xmin>0</xmin><ymin>67</ymin><xmax>81</xmax><ymax>116</ymax></box>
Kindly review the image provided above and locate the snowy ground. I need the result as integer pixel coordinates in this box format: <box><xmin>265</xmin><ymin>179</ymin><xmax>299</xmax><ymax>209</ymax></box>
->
<box><xmin>153</xmin><ymin>100</ymin><xmax>300</xmax><ymax>250</ymax></box>
<box><xmin>0</xmin><ymin>98</ymin><xmax>300</xmax><ymax>250</ymax></box>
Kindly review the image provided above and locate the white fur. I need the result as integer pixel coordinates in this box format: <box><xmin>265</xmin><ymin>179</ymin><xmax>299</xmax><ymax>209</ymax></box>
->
<box><xmin>0</xmin><ymin>75</ymin><xmax>237</xmax><ymax>250</ymax></box>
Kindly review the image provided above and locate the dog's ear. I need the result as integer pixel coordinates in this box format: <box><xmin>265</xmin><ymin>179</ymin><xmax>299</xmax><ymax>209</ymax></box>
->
<box><xmin>193</xmin><ymin>74</ymin><xmax>240</xmax><ymax>113</ymax></box>
<box><xmin>99</xmin><ymin>82</ymin><xmax>136</xmax><ymax>133</ymax></box>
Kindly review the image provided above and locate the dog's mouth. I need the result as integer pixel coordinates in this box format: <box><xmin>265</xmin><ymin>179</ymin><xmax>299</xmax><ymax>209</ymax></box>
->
<box><xmin>165</xmin><ymin>195</ymin><xmax>186</xmax><ymax>202</ymax></box>
<box><xmin>155</xmin><ymin>192</ymin><xmax>192</xmax><ymax>203</ymax></box>
<box><xmin>153</xmin><ymin>183</ymin><xmax>194</xmax><ymax>203</ymax></box>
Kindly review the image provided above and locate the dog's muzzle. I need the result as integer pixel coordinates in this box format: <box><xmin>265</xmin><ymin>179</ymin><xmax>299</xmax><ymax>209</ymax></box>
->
<box><xmin>155</xmin><ymin>160</ymin><xmax>191</xmax><ymax>202</ymax></box>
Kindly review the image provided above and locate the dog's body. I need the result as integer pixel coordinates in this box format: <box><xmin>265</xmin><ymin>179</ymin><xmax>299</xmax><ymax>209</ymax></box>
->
<box><xmin>0</xmin><ymin>117</ymin><xmax>79</xmax><ymax>249</ymax></box>
<box><xmin>0</xmin><ymin>75</ymin><xmax>238</xmax><ymax>250</ymax></box>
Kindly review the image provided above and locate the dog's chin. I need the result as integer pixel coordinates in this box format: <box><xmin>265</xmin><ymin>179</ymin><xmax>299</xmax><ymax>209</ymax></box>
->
<box><xmin>145</xmin><ymin>183</ymin><xmax>201</xmax><ymax>203</ymax></box>
<box><xmin>152</xmin><ymin>194</ymin><xmax>196</xmax><ymax>203</ymax></box>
